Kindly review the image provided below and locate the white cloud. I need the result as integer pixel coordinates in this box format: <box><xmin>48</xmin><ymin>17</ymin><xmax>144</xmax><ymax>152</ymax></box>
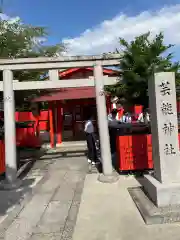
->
<box><xmin>62</xmin><ymin>4</ymin><xmax>180</xmax><ymax>55</ymax></box>
<box><xmin>0</xmin><ymin>13</ymin><xmax>9</xmax><ymax>20</ymax></box>
<box><xmin>0</xmin><ymin>13</ymin><xmax>20</xmax><ymax>23</ymax></box>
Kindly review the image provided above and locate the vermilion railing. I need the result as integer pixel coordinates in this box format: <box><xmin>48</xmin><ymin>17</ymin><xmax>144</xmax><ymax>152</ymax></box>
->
<box><xmin>116</xmin><ymin>134</ymin><xmax>180</xmax><ymax>171</ymax></box>
<box><xmin>0</xmin><ymin>140</ymin><xmax>5</xmax><ymax>175</ymax></box>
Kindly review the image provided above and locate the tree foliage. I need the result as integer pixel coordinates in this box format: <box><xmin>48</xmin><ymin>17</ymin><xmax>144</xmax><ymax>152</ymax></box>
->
<box><xmin>0</xmin><ymin>17</ymin><xmax>65</xmax><ymax>80</ymax></box>
<box><xmin>0</xmin><ymin>16</ymin><xmax>66</xmax><ymax>108</ymax></box>
<box><xmin>106</xmin><ymin>32</ymin><xmax>180</xmax><ymax>107</ymax></box>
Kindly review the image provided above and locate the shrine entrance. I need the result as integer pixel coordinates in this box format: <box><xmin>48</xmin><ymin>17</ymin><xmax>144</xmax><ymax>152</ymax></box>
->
<box><xmin>62</xmin><ymin>100</ymin><xmax>97</xmax><ymax>141</ymax></box>
<box><xmin>31</xmin><ymin>67</ymin><xmax>115</xmax><ymax>146</ymax></box>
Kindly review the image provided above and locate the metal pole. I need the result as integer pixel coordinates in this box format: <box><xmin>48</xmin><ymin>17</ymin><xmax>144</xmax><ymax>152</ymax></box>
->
<box><xmin>3</xmin><ymin>69</ymin><xmax>17</xmax><ymax>183</ymax></box>
<box><xmin>94</xmin><ymin>63</ymin><xmax>113</xmax><ymax>176</ymax></box>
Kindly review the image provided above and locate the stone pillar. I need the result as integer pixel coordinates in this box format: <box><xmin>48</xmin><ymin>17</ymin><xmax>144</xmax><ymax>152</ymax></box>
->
<box><xmin>94</xmin><ymin>64</ymin><xmax>118</xmax><ymax>183</ymax></box>
<box><xmin>143</xmin><ymin>72</ymin><xmax>180</xmax><ymax>206</ymax></box>
<box><xmin>3</xmin><ymin>70</ymin><xmax>17</xmax><ymax>185</ymax></box>
<box><xmin>49</xmin><ymin>70</ymin><xmax>59</xmax><ymax>81</ymax></box>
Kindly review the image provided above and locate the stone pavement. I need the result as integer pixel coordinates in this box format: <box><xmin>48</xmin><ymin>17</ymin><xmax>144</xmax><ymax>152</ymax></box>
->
<box><xmin>73</xmin><ymin>174</ymin><xmax>180</xmax><ymax>240</ymax></box>
<box><xmin>4</xmin><ymin>147</ymin><xmax>180</xmax><ymax>240</ymax></box>
<box><xmin>0</xmin><ymin>150</ymin><xmax>88</xmax><ymax>240</ymax></box>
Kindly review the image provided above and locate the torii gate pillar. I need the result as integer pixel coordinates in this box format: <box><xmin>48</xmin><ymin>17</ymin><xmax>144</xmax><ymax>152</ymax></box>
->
<box><xmin>2</xmin><ymin>70</ymin><xmax>20</xmax><ymax>189</ymax></box>
<box><xmin>94</xmin><ymin>64</ymin><xmax>118</xmax><ymax>183</ymax></box>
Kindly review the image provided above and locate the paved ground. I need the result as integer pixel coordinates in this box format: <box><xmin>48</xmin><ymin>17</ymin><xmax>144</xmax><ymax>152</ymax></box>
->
<box><xmin>3</xmin><ymin>146</ymin><xmax>180</xmax><ymax>240</ymax></box>
<box><xmin>0</xmin><ymin>150</ymin><xmax>88</xmax><ymax>240</ymax></box>
<box><xmin>73</xmin><ymin>174</ymin><xmax>180</xmax><ymax>240</ymax></box>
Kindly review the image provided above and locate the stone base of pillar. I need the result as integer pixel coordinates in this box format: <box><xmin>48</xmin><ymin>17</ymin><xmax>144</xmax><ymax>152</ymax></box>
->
<box><xmin>98</xmin><ymin>172</ymin><xmax>119</xmax><ymax>183</ymax></box>
<box><xmin>143</xmin><ymin>174</ymin><xmax>180</xmax><ymax>207</ymax></box>
<box><xmin>0</xmin><ymin>178</ymin><xmax>22</xmax><ymax>190</ymax></box>
<box><xmin>128</xmin><ymin>174</ymin><xmax>180</xmax><ymax>225</ymax></box>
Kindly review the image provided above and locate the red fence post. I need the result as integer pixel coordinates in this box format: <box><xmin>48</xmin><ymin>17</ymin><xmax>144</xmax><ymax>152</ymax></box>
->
<box><xmin>57</xmin><ymin>102</ymin><xmax>63</xmax><ymax>144</ymax></box>
<box><xmin>116</xmin><ymin>134</ymin><xmax>154</xmax><ymax>171</ymax></box>
<box><xmin>49</xmin><ymin>103</ymin><xmax>55</xmax><ymax>148</ymax></box>
<box><xmin>0</xmin><ymin>140</ymin><xmax>5</xmax><ymax>174</ymax></box>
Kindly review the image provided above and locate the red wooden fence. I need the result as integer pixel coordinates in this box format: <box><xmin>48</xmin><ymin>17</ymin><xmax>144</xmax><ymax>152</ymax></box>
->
<box><xmin>116</xmin><ymin>134</ymin><xmax>180</xmax><ymax>171</ymax></box>
<box><xmin>15</xmin><ymin>111</ymin><xmax>49</xmax><ymax>131</ymax></box>
<box><xmin>0</xmin><ymin>141</ymin><xmax>5</xmax><ymax>174</ymax></box>
<box><xmin>14</xmin><ymin>111</ymin><xmax>48</xmax><ymax>147</ymax></box>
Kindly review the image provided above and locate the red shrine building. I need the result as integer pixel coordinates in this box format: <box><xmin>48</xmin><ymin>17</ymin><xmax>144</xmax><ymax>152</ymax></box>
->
<box><xmin>32</xmin><ymin>67</ymin><xmax>119</xmax><ymax>147</ymax></box>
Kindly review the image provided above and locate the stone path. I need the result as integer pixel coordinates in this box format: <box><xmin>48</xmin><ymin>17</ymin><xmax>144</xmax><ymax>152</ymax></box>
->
<box><xmin>0</xmin><ymin>150</ymin><xmax>88</xmax><ymax>240</ymax></box>
<box><xmin>73</xmin><ymin>174</ymin><xmax>180</xmax><ymax>240</ymax></box>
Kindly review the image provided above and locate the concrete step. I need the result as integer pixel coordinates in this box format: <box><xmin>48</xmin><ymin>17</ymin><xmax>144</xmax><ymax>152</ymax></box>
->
<box><xmin>42</xmin><ymin>141</ymin><xmax>87</xmax><ymax>153</ymax></box>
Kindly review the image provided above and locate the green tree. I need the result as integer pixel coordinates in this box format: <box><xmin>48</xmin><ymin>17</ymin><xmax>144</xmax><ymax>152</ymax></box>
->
<box><xmin>106</xmin><ymin>32</ymin><xmax>180</xmax><ymax>108</ymax></box>
<box><xmin>0</xmin><ymin>17</ymin><xmax>65</xmax><ymax>79</ymax></box>
<box><xmin>0</xmin><ymin>16</ymin><xmax>66</xmax><ymax>108</ymax></box>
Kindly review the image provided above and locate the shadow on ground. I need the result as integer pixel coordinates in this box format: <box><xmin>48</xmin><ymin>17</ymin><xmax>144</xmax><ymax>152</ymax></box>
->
<box><xmin>39</xmin><ymin>149</ymin><xmax>87</xmax><ymax>161</ymax></box>
<box><xmin>17</xmin><ymin>147</ymin><xmax>45</xmax><ymax>168</ymax></box>
<box><xmin>0</xmin><ymin>148</ymin><xmax>46</xmax><ymax>229</ymax></box>
<box><xmin>0</xmin><ymin>165</ymin><xmax>37</xmax><ymax>230</ymax></box>
<box><xmin>0</xmin><ymin>146</ymin><xmax>88</xmax><ymax>232</ymax></box>
<box><xmin>14</xmin><ymin>147</ymin><xmax>47</xmax><ymax>179</ymax></box>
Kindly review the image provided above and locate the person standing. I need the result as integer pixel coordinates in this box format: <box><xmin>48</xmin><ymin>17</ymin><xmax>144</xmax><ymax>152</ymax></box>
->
<box><xmin>108</xmin><ymin>109</ymin><xmax>118</xmax><ymax>123</ymax></box>
<box><xmin>143</xmin><ymin>109</ymin><xmax>150</xmax><ymax>124</ymax></box>
<box><xmin>120</xmin><ymin>112</ymin><xmax>132</xmax><ymax>123</ymax></box>
<box><xmin>137</xmin><ymin>109</ymin><xmax>150</xmax><ymax>123</ymax></box>
<box><xmin>84</xmin><ymin>114</ymin><xmax>97</xmax><ymax>165</ymax></box>
<box><xmin>137</xmin><ymin>111</ymin><xmax>144</xmax><ymax>123</ymax></box>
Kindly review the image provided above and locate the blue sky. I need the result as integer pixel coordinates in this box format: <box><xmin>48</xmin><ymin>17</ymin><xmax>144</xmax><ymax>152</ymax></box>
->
<box><xmin>3</xmin><ymin>0</ymin><xmax>180</xmax><ymax>58</ymax></box>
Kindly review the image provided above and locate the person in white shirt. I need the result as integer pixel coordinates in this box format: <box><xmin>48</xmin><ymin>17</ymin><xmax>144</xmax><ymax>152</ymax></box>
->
<box><xmin>137</xmin><ymin>109</ymin><xmax>150</xmax><ymax>123</ymax></box>
<box><xmin>144</xmin><ymin>109</ymin><xmax>150</xmax><ymax>124</ymax></box>
<box><xmin>108</xmin><ymin>109</ymin><xmax>118</xmax><ymax>124</ymax></box>
<box><xmin>137</xmin><ymin>112</ymin><xmax>144</xmax><ymax>123</ymax></box>
<box><xmin>84</xmin><ymin>114</ymin><xmax>97</xmax><ymax>165</ymax></box>
<box><xmin>121</xmin><ymin>112</ymin><xmax>132</xmax><ymax>123</ymax></box>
